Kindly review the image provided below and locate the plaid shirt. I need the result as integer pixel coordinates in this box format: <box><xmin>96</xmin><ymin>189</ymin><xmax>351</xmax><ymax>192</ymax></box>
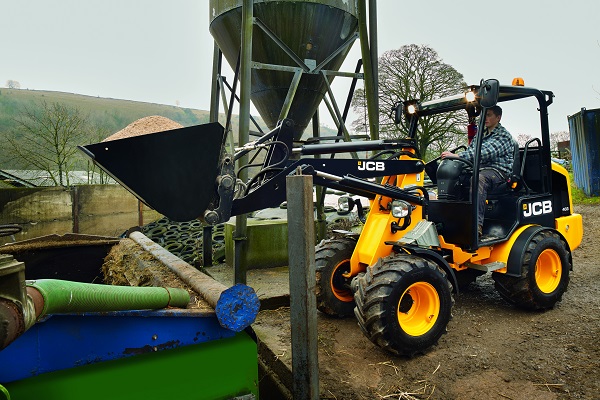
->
<box><xmin>459</xmin><ymin>123</ymin><xmax>515</xmax><ymax>177</ymax></box>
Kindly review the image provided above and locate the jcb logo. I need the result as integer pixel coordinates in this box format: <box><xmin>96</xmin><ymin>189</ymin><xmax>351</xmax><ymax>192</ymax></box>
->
<box><xmin>358</xmin><ymin>161</ymin><xmax>385</xmax><ymax>172</ymax></box>
<box><xmin>523</xmin><ymin>200</ymin><xmax>552</xmax><ymax>217</ymax></box>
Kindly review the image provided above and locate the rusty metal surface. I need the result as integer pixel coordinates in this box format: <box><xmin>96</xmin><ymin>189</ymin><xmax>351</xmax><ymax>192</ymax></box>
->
<box><xmin>0</xmin><ymin>299</ymin><xmax>25</xmax><ymax>350</ymax></box>
<box><xmin>129</xmin><ymin>231</ymin><xmax>260</xmax><ymax>332</ymax></box>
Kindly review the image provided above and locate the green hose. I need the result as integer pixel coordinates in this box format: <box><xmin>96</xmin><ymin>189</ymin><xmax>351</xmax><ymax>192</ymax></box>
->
<box><xmin>26</xmin><ymin>280</ymin><xmax>190</xmax><ymax>318</ymax></box>
<box><xmin>0</xmin><ymin>384</ymin><xmax>9</xmax><ymax>400</ymax></box>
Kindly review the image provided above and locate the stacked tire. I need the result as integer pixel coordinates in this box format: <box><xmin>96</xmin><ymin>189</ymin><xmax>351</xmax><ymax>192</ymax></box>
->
<box><xmin>139</xmin><ymin>218</ymin><xmax>226</xmax><ymax>266</ymax></box>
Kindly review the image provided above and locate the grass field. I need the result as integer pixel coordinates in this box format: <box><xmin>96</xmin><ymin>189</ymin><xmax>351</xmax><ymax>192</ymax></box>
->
<box><xmin>1</xmin><ymin>87</ymin><xmax>218</xmax><ymax>133</ymax></box>
<box><xmin>571</xmin><ymin>180</ymin><xmax>600</xmax><ymax>205</ymax></box>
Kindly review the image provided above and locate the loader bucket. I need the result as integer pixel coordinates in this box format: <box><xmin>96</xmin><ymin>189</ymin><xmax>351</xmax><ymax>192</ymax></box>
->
<box><xmin>78</xmin><ymin>123</ymin><xmax>225</xmax><ymax>222</ymax></box>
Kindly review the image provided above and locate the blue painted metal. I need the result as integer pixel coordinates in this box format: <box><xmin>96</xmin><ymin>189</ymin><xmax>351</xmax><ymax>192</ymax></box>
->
<box><xmin>568</xmin><ymin>107</ymin><xmax>600</xmax><ymax>196</ymax></box>
<box><xmin>215</xmin><ymin>283</ymin><xmax>261</xmax><ymax>332</ymax></box>
<box><xmin>0</xmin><ymin>308</ymin><xmax>234</xmax><ymax>383</ymax></box>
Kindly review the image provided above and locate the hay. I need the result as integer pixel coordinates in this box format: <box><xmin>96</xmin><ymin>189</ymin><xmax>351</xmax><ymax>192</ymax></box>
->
<box><xmin>102</xmin><ymin>238</ymin><xmax>212</xmax><ymax>311</ymax></box>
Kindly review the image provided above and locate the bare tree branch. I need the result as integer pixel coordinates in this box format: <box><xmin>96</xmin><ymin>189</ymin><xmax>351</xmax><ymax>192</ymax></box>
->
<box><xmin>3</xmin><ymin>100</ymin><xmax>89</xmax><ymax>186</ymax></box>
<box><xmin>5</xmin><ymin>80</ymin><xmax>21</xmax><ymax>89</ymax></box>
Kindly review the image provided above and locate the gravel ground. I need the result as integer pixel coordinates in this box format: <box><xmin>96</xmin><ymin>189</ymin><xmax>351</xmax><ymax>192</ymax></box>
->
<box><xmin>254</xmin><ymin>204</ymin><xmax>599</xmax><ymax>400</ymax></box>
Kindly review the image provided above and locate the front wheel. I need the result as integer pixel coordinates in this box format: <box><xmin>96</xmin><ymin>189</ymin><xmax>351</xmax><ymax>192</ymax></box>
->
<box><xmin>315</xmin><ymin>238</ymin><xmax>357</xmax><ymax>317</ymax></box>
<box><xmin>353</xmin><ymin>254</ymin><xmax>454</xmax><ymax>356</ymax></box>
<box><xmin>493</xmin><ymin>230</ymin><xmax>571</xmax><ymax>310</ymax></box>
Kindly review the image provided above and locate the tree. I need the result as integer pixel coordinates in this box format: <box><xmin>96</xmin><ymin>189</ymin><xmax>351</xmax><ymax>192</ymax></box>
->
<box><xmin>551</xmin><ymin>131</ymin><xmax>570</xmax><ymax>148</ymax></box>
<box><xmin>6</xmin><ymin>80</ymin><xmax>21</xmax><ymax>89</ymax></box>
<box><xmin>515</xmin><ymin>133</ymin><xmax>533</xmax><ymax>147</ymax></box>
<box><xmin>352</xmin><ymin>44</ymin><xmax>468</xmax><ymax>160</ymax></box>
<box><xmin>516</xmin><ymin>131</ymin><xmax>570</xmax><ymax>153</ymax></box>
<box><xmin>3</xmin><ymin>100</ymin><xmax>89</xmax><ymax>186</ymax></box>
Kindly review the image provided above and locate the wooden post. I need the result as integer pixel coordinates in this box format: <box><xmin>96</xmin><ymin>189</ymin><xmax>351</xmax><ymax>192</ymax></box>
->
<box><xmin>286</xmin><ymin>172</ymin><xmax>319</xmax><ymax>400</ymax></box>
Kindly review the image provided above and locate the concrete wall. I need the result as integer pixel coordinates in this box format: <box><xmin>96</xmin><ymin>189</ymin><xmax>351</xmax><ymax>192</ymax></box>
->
<box><xmin>224</xmin><ymin>218</ymin><xmax>289</xmax><ymax>270</ymax></box>
<box><xmin>0</xmin><ymin>185</ymin><xmax>161</xmax><ymax>245</ymax></box>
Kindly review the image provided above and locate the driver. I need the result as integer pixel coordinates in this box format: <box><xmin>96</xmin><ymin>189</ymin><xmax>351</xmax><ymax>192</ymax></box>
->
<box><xmin>440</xmin><ymin>105</ymin><xmax>516</xmax><ymax>237</ymax></box>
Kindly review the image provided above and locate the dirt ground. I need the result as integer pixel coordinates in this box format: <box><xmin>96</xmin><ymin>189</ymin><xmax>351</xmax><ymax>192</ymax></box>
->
<box><xmin>254</xmin><ymin>204</ymin><xmax>599</xmax><ymax>400</ymax></box>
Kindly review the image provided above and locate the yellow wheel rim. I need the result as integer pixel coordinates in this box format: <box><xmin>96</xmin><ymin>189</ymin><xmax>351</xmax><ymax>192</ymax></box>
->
<box><xmin>397</xmin><ymin>282</ymin><xmax>440</xmax><ymax>337</ymax></box>
<box><xmin>330</xmin><ymin>260</ymin><xmax>353</xmax><ymax>302</ymax></box>
<box><xmin>535</xmin><ymin>248</ymin><xmax>562</xmax><ymax>294</ymax></box>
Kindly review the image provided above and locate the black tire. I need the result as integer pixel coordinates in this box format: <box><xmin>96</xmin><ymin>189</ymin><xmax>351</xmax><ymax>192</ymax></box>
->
<box><xmin>493</xmin><ymin>230</ymin><xmax>570</xmax><ymax>310</ymax></box>
<box><xmin>0</xmin><ymin>225</ymin><xmax>22</xmax><ymax>238</ymax></box>
<box><xmin>353</xmin><ymin>254</ymin><xmax>454</xmax><ymax>356</ymax></box>
<box><xmin>315</xmin><ymin>238</ymin><xmax>357</xmax><ymax>317</ymax></box>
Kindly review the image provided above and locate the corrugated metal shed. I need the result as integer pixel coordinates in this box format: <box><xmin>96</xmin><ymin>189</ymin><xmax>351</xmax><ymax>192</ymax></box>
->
<box><xmin>567</xmin><ymin>107</ymin><xmax>600</xmax><ymax>196</ymax></box>
<box><xmin>0</xmin><ymin>170</ymin><xmax>114</xmax><ymax>187</ymax></box>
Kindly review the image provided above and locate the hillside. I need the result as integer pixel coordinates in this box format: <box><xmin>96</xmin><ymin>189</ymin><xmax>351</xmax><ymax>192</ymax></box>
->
<box><xmin>0</xmin><ymin>88</ymin><xmax>216</xmax><ymax>133</ymax></box>
<box><xmin>0</xmin><ymin>88</ymin><xmax>343</xmax><ymax>171</ymax></box>
<box><xmin>0</xmin><ymin>88</ymin><xmax>270</xmax><ymax>168</ymax></box>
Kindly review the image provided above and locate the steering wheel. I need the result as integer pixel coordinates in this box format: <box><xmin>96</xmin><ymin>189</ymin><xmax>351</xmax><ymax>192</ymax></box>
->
<box><xmin>442</xmin><ymin>155</ymin><xmax>473</xmax><ymax>170</ymax></box>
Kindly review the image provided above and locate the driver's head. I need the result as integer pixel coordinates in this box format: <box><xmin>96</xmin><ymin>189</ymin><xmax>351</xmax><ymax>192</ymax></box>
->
<box><xmin>484</xmin><ymin>106</ymin><xmax>502</xmax><ymax>131</ymax></box>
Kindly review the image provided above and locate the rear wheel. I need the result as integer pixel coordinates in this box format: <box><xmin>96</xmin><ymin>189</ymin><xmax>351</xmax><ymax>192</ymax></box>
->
<box><xmin>315</xmin><ymin>238</ymin><xmax>357</xmax><ymax>317</ymax></box>
<box><xmin>493</xmin><ymin>230</ymin><xmax>570</xmax><ymax>310</ymax></box>
<box><xmin>353</xmin><ymin>254</ymin><xmax>454</xmax><ymax>356</ymax></box>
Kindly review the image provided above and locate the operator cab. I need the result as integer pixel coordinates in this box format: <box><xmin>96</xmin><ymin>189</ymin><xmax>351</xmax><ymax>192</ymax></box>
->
<box><xmin>396</xmin><ymin>79</ymin><xmax>557</xmax><ymax>251</ymax></box>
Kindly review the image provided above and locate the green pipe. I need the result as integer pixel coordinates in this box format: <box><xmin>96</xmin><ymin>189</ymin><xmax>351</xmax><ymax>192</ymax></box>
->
<box><xmin>0</xmin><ymin>384</ymin><xmax>9</xmax><ymax>400</ymax></box>
<box><xmin>27</xmin><ymin>279</ymin><xmax>190</xmax><ymax>318</ymax></box>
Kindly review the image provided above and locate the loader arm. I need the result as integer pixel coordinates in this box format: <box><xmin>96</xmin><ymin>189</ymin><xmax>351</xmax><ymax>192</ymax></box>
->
<box><xmin>79</xmin><ymin>119</ymin><xmax>426</xmax><ymax>224</ymax></box>
<box><xmin>231</xmin><ymin>158</ymin><xmax>425</xmax><ymax>217</ymax></box>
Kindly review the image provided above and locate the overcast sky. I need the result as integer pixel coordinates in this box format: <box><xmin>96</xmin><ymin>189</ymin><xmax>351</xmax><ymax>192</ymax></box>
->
<box><xmin>2</xmin><ymin>0</ymin><xmax>599</xmax><ymax>138</ymax></box>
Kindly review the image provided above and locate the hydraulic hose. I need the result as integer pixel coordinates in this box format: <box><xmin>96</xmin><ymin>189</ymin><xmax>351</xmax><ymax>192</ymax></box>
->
<box><xmin>26</xmin><ymin>279</ymin><xmax>190</xmax><ymax>318</ymax></box>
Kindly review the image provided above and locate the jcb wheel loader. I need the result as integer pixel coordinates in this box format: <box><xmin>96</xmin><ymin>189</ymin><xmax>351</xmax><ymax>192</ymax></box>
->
<box><xmin>80</xmin><ymin>78</ymin><xmax>583</xmax><ymax>356</ymax></box>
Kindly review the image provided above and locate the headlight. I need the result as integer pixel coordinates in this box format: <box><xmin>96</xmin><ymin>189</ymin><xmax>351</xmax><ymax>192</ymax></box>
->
<box><xmin>465</xmin><ymin>90</ymin><xmax>476</xmax><ymax>102</ymax></box>
<box><xmin>390</xmin><ymin>200</ymin><xmax>411</xmax><ymax>218</ymax></box>
<box><xmin>337</xmin><ymin>196</ymin><xmax>354</xmax><ymax>215</ymax></box>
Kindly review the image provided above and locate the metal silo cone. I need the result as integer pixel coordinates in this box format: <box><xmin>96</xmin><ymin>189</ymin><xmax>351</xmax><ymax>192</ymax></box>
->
<box><xmin>209</xmin><ymin>0</ymin><xmax>359</xmax><ymax>139</ymax></box>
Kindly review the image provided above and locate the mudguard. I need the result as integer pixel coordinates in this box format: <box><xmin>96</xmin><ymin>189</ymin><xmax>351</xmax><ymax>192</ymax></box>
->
<box><xmin>505</xmin><ymin>225</ymin><xmax>572</xmax><ymax>277</ymax></box>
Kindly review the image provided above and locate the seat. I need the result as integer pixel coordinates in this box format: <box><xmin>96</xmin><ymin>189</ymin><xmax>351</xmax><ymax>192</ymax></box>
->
<box><xmin>488</xmin><ymin>141</ymin><xmax>521</xmax><ymax>195</ymax></box>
